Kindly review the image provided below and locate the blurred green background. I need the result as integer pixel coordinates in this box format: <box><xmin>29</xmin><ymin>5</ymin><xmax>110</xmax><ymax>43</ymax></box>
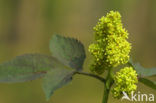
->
<box><xmin>0</xmin><ymin>0</ymin><xmax>156</xmax><ymax>103</ymax></box>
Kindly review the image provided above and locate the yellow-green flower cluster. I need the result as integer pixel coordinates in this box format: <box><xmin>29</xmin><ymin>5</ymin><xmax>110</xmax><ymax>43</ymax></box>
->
<box><xmin>89</xmin><ymin>11</ymin><xmax>131</xmax><ymax>74</ymax></box>
<box><xmin>112</xmin><ymin>67</ymin><xmax>138</xmax><ymax>98</ymax></box>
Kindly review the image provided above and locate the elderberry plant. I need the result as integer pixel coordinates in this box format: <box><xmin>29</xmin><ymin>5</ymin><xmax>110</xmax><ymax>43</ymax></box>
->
<box><xmin>0</xmin><ymin>11</ymin><xmax>155</xmax><ymax>103</ymax></box>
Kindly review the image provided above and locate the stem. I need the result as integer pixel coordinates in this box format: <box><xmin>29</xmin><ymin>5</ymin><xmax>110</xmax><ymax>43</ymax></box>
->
<box><xmin>75</xmin><ymin>70</ymin><xmax>114</xmax><ymax>103</ymax></box>
<box><xmin>75</xmin><ymin>71</ymin><xmax>106</xmax><ymax>83</ymax></box>
<box><xmin>102</xmin><ymin>68</ymin><xmax>114</xmax><ymax>103</ymax></box>
<box><xmin>127</xmin><ymin>61</ymin><xmax>135</xmax><ymax>68</ymax></box>
<box><xmin>102</xmin><ymin>84</ymin><xmax>110</xmax><ymax>103</ymax></box>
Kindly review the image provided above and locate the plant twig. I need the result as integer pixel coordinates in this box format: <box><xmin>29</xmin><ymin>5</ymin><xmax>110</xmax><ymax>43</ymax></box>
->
<box><xmin>75</xmin><ymin>71</ymin><xmax>106</xmax><ymax>83</ymax></box>
<box><xmin>102</xmin><ymin>84</ymin><xmax>110</xmax><ymax>103</ymax></box>
<box><xmin>128</xmin><ymin>61</ymin><xmax>135</xmax><ymax>68</ymax></box>
<box><xmin>102</xmin><ymin>68</ymin><xmax>114</xmax><ymax>103</ymax></box>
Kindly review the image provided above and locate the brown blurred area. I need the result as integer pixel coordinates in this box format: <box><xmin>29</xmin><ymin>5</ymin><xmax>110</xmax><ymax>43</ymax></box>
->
<box><xmin>0</xmin><ymin>0</ymin><xmax>155</xmax><ymax>103</ymax></box>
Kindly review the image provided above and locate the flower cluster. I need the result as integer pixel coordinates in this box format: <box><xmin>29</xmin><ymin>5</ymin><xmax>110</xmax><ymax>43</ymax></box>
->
<box><xmin>112</xmin><ymin>67</ymin><xmax>138</xmax><ymax>98</ymax></box>
<box><xmin>89</xmin><ymin>11</ymin><xmax>131</xmax><ymax>74</ymax></box>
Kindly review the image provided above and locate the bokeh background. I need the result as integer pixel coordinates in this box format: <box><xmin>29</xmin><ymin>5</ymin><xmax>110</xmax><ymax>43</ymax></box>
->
<box><xmin>0</xmin><ymin>0</ymin><xmax>156</xmax><ymax>103</ymax></box>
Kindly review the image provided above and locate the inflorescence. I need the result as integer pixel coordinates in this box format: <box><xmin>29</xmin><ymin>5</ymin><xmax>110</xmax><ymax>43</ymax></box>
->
<box><xmin>89</xmin><ymin>11</ymin><xmax>131</xmax><ymax>74</ymax></box>
<box><xmin>112</xmin><ymin>67</ymin><xmax>138</xmax><ymax>98</ymax></box>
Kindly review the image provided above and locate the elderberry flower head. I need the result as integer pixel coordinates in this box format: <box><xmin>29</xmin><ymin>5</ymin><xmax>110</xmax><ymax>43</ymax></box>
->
<box><xmin>112</xmin><ymin>67</ymin><xmax>138</xmax><ymax>98</ymax></box>
<box><xmin>89</xmin><ymin>11</ymin><xmax>131</xmax><ymax>74</ymax></box>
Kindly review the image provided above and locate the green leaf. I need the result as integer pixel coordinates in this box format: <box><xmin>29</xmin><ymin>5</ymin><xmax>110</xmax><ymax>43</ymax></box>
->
<box><xmin>139</xmin><ymin>78</ymin><xmax>156</xmax><ymax>90</ymax></box>
<box><xmin>49</xmin><ymin>34</ymin><xmax>86</xmax><ymax>71</ymax></box>
<box><xmin>42</xmin><ymin>65</ymin><xmax>74</xmax><ymax>100</ymax></box>
<box><xmin>129</xmin><ymin>59</ymin><xmax>156</xmax><ymax>77</ymax></box>
<box><xmin>0</xmin><ymin>54</ymin><xmax>63</xmax><ymax>83</ymax></box>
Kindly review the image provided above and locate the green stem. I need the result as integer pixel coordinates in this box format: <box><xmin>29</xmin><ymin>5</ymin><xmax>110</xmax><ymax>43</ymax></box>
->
<box><xmin>75</xmin><ymin>70</ymin><xmax>114</xmax><ymax>103</ymax></box>
<box><xmin>127</xmin><ymin>61</ymin><xmax>135</xmax><ymax>68</ymax></box>
<box><xmin>102</xmin><ymin>84</ymin><xmax>110</xmax><ymax>103</ymax></box>
<box><xmin>102</xmin><ymin>68</ymin><xmax>114</xmax><ymax>103</ymax></box>
<box><xmin>75</xmin><ymin>71</ymin><xmax>106</xmax><ymax>83</ymax></box>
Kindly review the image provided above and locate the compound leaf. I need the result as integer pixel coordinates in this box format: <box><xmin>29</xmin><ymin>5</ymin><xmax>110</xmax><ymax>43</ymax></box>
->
<box><xmin>42</xmin><ymin>65</ymin><xmax>74</xmax><ymax>100</ymax></box>
<box><xmin>139</xmin><ymin>78</ymin><xmax>156</xmax><ymax>90</ymax></box>
<box><xmin>129</xmin><ymin>59</ymin><xmax>156</xmax><ymax>77</ymax></box>
<box><xmin>0</xmin><ymin>54</ymin><xmax>63</xmax><ymax>83</ymax></box>
<box><xmin>49</xmin><ymin>34</ymin><xmax>86</xmax><ymax>71</ymax></box>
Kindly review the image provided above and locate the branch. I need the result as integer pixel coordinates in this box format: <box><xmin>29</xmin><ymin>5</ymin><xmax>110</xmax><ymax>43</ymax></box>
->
<box><xmin>128</xmin><ymin>61</ymin><xmax>135</xmax><ymax>68</ymax></box>
<box><xmin>74</xmin><ymin>71</ymin><xmax>106</xmax><ymax>83</ymax></box>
